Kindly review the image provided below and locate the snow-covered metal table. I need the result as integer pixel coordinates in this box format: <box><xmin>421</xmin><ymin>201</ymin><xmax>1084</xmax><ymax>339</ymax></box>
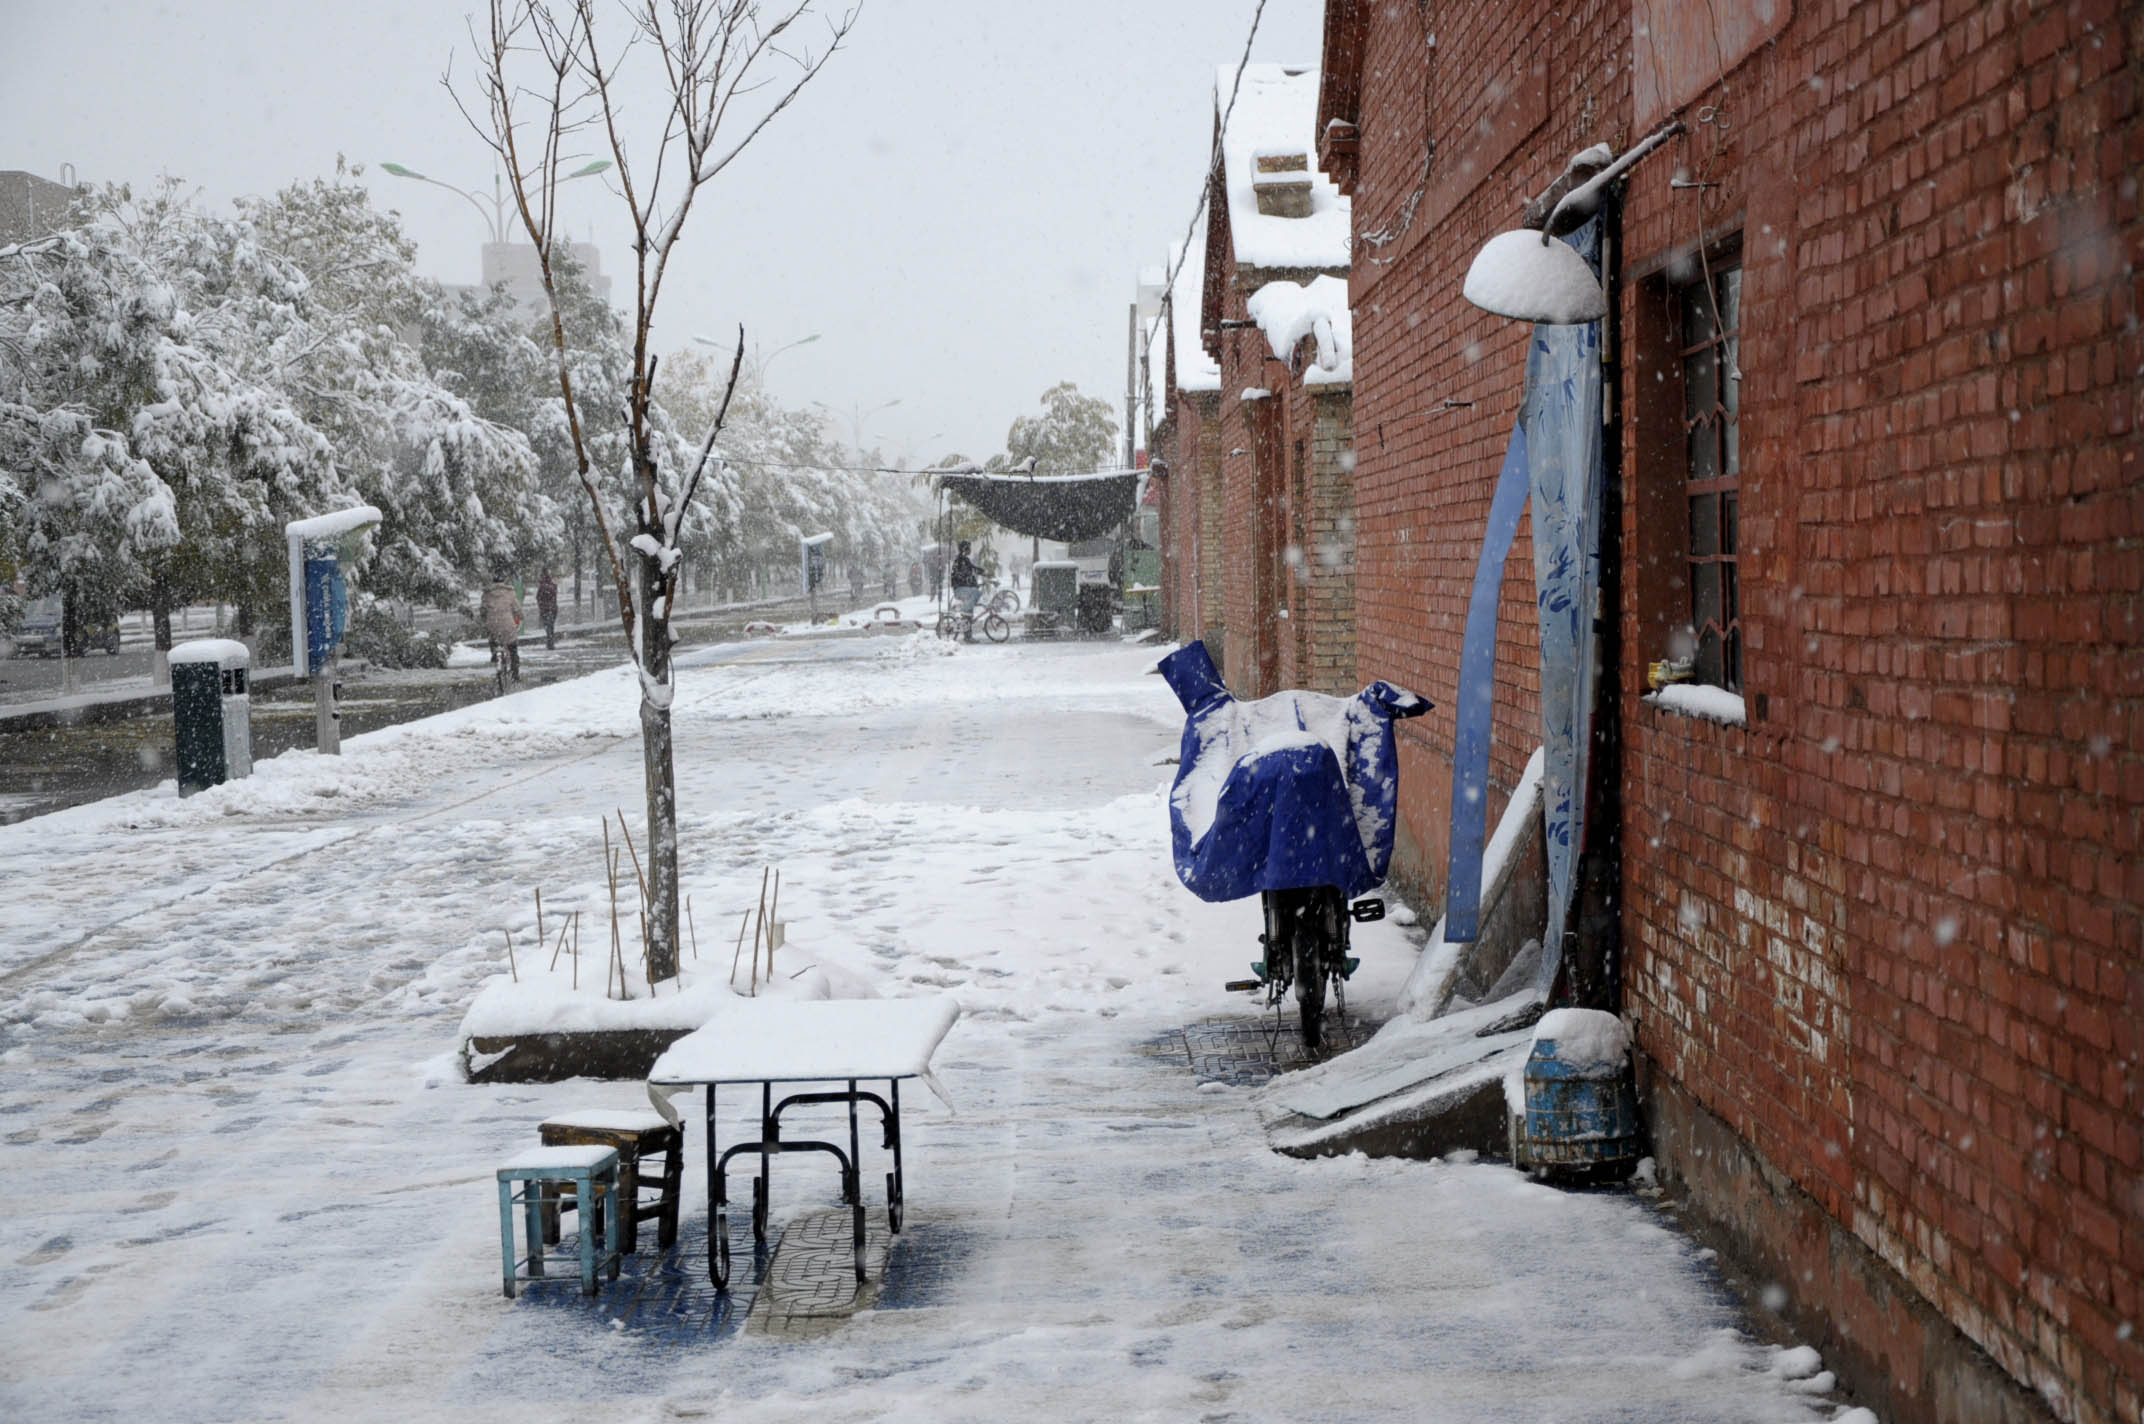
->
<box><xmin>646</xmin><ymin>995</ymin><xmax>959</xmax><ymax>1289</ymax></box>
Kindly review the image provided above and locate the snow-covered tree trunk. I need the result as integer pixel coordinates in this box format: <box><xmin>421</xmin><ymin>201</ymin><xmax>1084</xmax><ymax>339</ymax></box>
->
<box><xmin>150</xmin><ymin>572</ymin><xmax>175</xmax><ymax>687</ymax></box>
<box><xmin>635</xmin><ymin>544</ymin><xmax>681</xmax><ymax>983</ymax></box>
<box><xmin>468</xmin><ymin>0</ymin><xmax>856</xmax><ymax>988</ymax></box>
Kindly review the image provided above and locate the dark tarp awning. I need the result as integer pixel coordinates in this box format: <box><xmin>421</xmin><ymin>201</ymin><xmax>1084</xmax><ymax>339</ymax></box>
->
<box><xmin>937</xmin><ymin>469</ymin><xmax>1144</xmax><ymax>543</ymax></box>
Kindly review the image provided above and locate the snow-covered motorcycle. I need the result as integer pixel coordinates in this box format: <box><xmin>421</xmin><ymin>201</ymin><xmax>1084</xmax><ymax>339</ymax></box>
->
<box><xmin>1157</xmin><ymin>641</ymin><xmax>1430</xmax><ymax>1049</ymax></box>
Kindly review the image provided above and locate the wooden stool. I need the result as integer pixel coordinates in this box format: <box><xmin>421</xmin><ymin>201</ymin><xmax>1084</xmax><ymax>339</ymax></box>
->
<box><xmin>539</xmin><ymin>1110</ymin><xmax>684</xmax><ymax>1255</ymax></box>
<box><xmin>497</xmin><ymin>1145</ymin><xmax>621</xmax><ymax>1298</ymax></box>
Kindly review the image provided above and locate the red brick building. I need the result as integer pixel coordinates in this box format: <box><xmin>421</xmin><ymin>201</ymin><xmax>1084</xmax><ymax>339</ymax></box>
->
<box><xmin>1176</xmin><ymin>63</ymin><xmax>1358</xmax><ymax>698</ymax></box>
<box><xmin>1151</xmin><ymin>230</ymin><xmax>1225</xmax><ymax>653</ymax></box>
<box><xmin>1315</xmin><ymin>2</ymin><xmax>2140</xmax><ymax>1422</ymax></box>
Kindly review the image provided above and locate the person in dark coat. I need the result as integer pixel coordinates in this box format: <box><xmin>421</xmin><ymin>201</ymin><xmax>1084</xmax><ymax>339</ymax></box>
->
<box><xmin>536</xmin><ymin>568</ymin><xmax>559</xmax><ymax>649</ymax></box>
<box><xmin>950</xmin><ymin>541</ymin><xmax>982</xmax><ymax>639</ymax></box>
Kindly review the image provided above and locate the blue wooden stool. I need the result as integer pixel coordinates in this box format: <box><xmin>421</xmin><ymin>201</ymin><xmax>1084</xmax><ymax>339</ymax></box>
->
<box><xmin>497</xmin><ymin>1145</ymin><xmax>622</xmax><ymax>1298</ymax></box>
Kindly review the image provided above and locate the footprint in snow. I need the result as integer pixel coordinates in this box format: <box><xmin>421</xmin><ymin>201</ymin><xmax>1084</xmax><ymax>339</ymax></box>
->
<box><xmin>18</xmin><ymin>1236</ymin><xmax>71</xmax><ymax>1266</ymax></box>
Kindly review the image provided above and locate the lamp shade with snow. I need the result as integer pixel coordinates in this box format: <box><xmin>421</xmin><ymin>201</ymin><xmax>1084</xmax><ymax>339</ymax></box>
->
<box><xmin>1462</xmin><ymin>121</ymin><xmax>1686</xmax><ymax>325</ymax></box>
<box><xmin>1461</xmin><ymin>230</ymin><xmax>1608</xmax><ymax>325</ymax></box>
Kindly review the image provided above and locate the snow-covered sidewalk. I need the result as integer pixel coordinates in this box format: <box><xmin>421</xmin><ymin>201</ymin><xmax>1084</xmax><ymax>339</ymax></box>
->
<box><xmin>0</xmin><ymin>635</ymin><xmax>1854</xmax><ymax>1422</ymax></box>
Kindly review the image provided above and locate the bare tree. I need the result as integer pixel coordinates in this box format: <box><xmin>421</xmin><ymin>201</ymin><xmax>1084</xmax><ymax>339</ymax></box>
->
<box><xmin>461</xmin><ymin>0</ymin><xmax>859</xmax><ymax>983</ymax></box>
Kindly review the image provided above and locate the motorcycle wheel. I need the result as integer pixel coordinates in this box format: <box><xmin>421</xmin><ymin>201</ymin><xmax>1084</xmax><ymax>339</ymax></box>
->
<box><xmin>1295</xmin><ymin>930</ymin><xmax>1327</xmax><ymax>1049</ymax></box>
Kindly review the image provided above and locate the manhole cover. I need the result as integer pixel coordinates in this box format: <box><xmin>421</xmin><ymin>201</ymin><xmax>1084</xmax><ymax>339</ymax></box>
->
<box><xmin>1168</xmin><ymin>1013</ymin><xmax>1381</xmax><ymax>1088</ymax></box>
<box><xmin>748</xmin><ymin>1208</ymin><xmax>892</xmax><ymax>1334</ymax></box>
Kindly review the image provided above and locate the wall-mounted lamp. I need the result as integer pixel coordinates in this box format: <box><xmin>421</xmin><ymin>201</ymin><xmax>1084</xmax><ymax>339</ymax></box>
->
<box><xmin>1461</xmin><ymin>121</ymin><xmax>1686</xmax><ymax>325</ymax></box>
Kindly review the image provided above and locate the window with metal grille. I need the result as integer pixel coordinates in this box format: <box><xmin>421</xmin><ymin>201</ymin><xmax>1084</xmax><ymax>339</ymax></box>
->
<box><xmin>1681</xmin><ymin>262</ymin><xmax>1741</xmax><ymax>691</ymax></box>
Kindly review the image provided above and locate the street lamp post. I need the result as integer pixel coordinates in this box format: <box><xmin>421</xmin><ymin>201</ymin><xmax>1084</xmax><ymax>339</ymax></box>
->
<box><xmin>813</xmin><ymin>398</ymin><xmax>902</xmax><ymax>453</ymax></box>
<box><xmin>691</xmin><ymin>331</ymin><xmax>821</xmax><ymax>392</ymax></box>
<box><xmin>380</xmin><ymin>159</ymin><xmax>611</xmax><ymax>245</ymax></box>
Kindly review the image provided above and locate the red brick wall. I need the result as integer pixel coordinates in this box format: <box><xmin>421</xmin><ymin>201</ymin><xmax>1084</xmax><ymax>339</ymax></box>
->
<box><xmin>1346</xmin><ymin>0</ymin><xmax>1571</xmax><ymax>896</ymax></box>
<box><xmin>1155</xmin><ymin>387</ymin><xmax>1224</xmax><ymax>652</ymax></box>
<box><xmin>1155</xmin><ymin>416</ymin><xmax>1184</xmax><ymax>640</ymax></box>
<box><xmin>1338</xmin><ymin>1</ymin><xmax>2140</xmax><ymax>1421</ymax></box>
<box><xmin>1273</xmin><ymin>378</ymin><xmax>1358</xmax><ymax>698</ymax></box>
<box><xmin>1215</xmin><ymin>279</ymin><xmax>1285</xmax><ymax>695</ymax></box>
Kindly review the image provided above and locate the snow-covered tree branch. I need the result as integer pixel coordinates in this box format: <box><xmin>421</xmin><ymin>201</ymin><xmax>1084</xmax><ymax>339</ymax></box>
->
<box><xmin>459</xmin><ymin>0</ymin><xmax>860</xmax><ymax>984</ymax></box>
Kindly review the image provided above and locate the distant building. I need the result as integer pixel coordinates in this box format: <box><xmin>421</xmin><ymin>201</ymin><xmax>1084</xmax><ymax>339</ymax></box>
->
<box><xmin>450</xmin><ymin>241</ymin><xmax>612</xmax><ymax>312</ymax></box>
<box><xmin>0</xmin><ymin>170</ymin><xmax>83</xmax><ymax>244</ymax></box>
<box><xmin>1197</xmin><ymin>63</ymin><xmax>1356</xmax><ymax>699</ymax></box>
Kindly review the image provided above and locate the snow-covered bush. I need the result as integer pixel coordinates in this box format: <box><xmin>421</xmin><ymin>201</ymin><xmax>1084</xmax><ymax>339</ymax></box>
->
<box><xmin>342</xmin><ymin>605</ymin><xmax>448</xmax><ymax>670</ymax></box>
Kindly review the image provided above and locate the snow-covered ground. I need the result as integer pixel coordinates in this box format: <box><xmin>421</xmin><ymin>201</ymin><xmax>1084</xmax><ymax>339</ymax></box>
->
<box><xmin>0</xmin><ymin>635</ymin><xmax>1856</xmax><ymax>1422</ymax></box>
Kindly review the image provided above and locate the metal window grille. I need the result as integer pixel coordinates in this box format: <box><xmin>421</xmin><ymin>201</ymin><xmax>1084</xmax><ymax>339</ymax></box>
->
<box><xmin>1680</xmin><ymin>263</ymin><xmax>1742</xmax><ymax>691</ymax></box>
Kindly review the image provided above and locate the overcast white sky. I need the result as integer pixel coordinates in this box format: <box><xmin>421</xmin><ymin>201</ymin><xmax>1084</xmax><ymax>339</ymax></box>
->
<box><xmin>1</xmin><ymin>0</ymin><xmax>1324</xmax><ymax>466</ymax></box>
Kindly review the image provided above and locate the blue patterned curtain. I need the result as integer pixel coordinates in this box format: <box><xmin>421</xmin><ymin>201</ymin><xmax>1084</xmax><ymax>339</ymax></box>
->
<box><xmin>1525</xmin><ymin>221</ymin><xmax>1605</xmax><ymax>990</ymax></box>
<box><xmin>1443</xmin><ymin>219</ymin><xmax>1604</xmax><ymax>995</ymax></box>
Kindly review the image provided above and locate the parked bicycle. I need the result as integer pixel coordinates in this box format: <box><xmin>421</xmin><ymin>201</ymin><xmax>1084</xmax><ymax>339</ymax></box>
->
<box><xmin>1157</xmin><ymin>640</ymin><xmax>1430</xmax><ymax>1049</ymax></box>
<box><xmin>1246</xmin><ymin>885</ymin><xmax>1391</xmax><ymax>1048</ymax></box>
<box><xmin>983</xmin><ymin>582</ymin><xmax>1020</xmax><ymax>617</ymax></box>
<box><xmin>936</xmin><ymin>603</ymin><xmax>1009</xmax><ymax>643</ymax></box>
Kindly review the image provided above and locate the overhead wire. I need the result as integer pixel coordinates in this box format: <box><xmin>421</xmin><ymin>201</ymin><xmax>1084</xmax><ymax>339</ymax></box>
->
<box><xmin>695</xmin><ymin>2</ymin><xmax>1271</xmax><ymax>502</ymax></box>
<box><xmin>1139</xmin><ymin>0</ymin><xmax>1271</xmax><ymax>415</ymax></box>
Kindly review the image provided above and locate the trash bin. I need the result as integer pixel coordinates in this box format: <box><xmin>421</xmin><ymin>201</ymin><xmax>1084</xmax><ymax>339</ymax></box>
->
<box><xmin>171</xmin><ymin>639</ymin><xmax>253</xmax><ymax>797</ymax></box>
<box><xmin>1029</xmin><ymin>561</ymin><xmax>1080</xmax><ymax>637</ymax></box>
<box><xmin>1076</xmin><ymin>583</ymin><xmax>1116</xmax><ymax>637</ymax></box>
<box><xmin>1511</xmin><ymin>1008</ymin><xmax>1641</xmax><ymax>1177</ymax></box>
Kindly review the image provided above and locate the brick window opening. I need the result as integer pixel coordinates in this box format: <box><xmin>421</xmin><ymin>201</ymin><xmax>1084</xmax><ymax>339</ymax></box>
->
<box><xmin>1681</xmin><ymin>261</ymin><xmax>1741</xmax><ymax>691</ymax></box>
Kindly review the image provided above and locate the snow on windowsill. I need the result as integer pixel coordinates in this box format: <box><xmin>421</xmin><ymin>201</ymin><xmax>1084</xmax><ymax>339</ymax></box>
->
<box><xmin>1645</xmin><ymin>683</ymin><xmax>1747</xmax><ymax>726</ymax></box>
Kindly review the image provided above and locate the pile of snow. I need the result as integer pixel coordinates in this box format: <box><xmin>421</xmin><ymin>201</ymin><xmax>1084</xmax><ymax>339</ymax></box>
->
<box><xmin>1246</xmin><ymin>274</ymin><xmax>1353</xmax><ymax>385</ymax></box>
<box><xmin>1504</xmin><ymin>1007</ymin><xmax>1632</xmax><ymax>1113</ymax></box>
<box><xmin>1163</xmin><ymin>233</ymin><xmax>1220</xmax><ymax>394</ymax></box>
<box><xmin>166</xmin><ymin>638</ymin><xmax>250</xmax><ymax>666</ymax></box>
<box><xmin>283</xmin><ymin>504</ymin><xmax>383</xmax><ymax>542</ymax></box>
<box><xmin>1394</xmin><ymin>746</ymin><xmax>1547</xmax><ymax>1018</ymax></box>
<box><xmin>1531</xmin><ymin>1007</ymin><xmax>1631</xmax><ymax>1072</ymax></box>
<box><xmin>1646</xmin><ymin>683</ymin><xmax>1749</xmax><ymax>725</ymax></box>
<box><xmin>458</xmin><ymin>931</ymin><xmax>883</xmax><ymax>1043</ymax></box>
<box><xmin>1462</xmin><ymin>229</ymin><xmax>1607</xmax><ymax>325</ymax></box>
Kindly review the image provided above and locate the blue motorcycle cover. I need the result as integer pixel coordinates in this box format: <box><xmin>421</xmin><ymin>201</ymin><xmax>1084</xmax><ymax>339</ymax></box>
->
<box><xmin>1158</xmin><ymin>641</ymin><xmax>1429</xmax><ymax>904</ymax></box>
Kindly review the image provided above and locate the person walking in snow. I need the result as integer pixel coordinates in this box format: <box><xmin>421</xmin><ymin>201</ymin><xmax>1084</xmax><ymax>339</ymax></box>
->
<box><xmin>536</xmin><ymin>568</ymin><xmax>559</xmax><ymax>650</ymax></box>
<box><xmin>482</xmin><ymin>575</ymin><xmax>524</xmax><ymax>682</ymax></box>
<box><xmin>950</xmin><ymin>540</ymin><xmax>982</xmax><ymax>640</ymax></box>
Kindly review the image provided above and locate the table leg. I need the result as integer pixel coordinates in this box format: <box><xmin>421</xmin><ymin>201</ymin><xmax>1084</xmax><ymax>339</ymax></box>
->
<box><xmin>578</xmin><ymin>1171</ymin><xmax>599</xmax><ymax>1295</ymax></box>
<box><xmin>848</xmin><ymin>1079</ymin><xmax>866</xmax><ymax>1281</ymax></box>
<box><xmin>756</xmin><ymin>1081</ymin><xmax>774</xmax><ymax>1244</ymax></box>
<box><xmin>846</xmin><ymin>1080</ymin><xmax>862</xmax><ymax>1207</ymax></box>
<box><xmin>704</xmin><ymin>1086</ymin><xmax>727</xmax><ymax>1288</ymax></box>
<box><xmin>499</xmin><ymin>1179</ymin><xmax>517</xmax><ymax>1298</ymax></box>
<box><xmin>887</xmin><ymin>1078</ymin><xmax>904</xmax><ymax>1233</ymax></box>
<box><xmin>524</xmin><ymin>1181</ymin><xmax>546</xmax><ymax>1278</ymax></box>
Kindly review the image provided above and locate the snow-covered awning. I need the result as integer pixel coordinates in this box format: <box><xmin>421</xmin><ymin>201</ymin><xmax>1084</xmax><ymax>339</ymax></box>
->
<box><xmin>936</xmin><ymin>469</ymin><xmax>1145</xmax><ymax>543</ymax></box>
